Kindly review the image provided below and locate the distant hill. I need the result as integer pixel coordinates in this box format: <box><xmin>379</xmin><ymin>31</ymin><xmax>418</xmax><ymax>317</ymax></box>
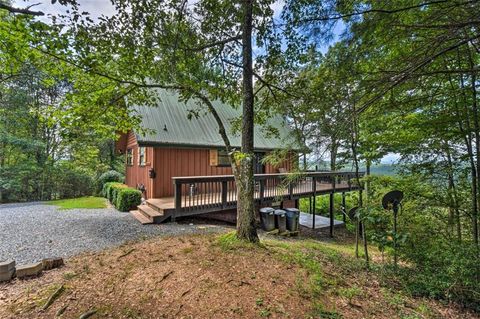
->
<box><xmin>368</xmin><ymin>163</ymin><xmax>397</xmax><ymax>176</ymax></box>
<box><xmin>308</xmin><ymin>162</ymin><xmax>398</xmax><ymax>176</ymax></box>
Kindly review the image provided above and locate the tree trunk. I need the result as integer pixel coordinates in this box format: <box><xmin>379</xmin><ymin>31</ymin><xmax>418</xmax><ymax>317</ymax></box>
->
<box><xmin>236</xmin><ymin>0</ymin><xmax>258</xmax><ymax>242</ymax></box>
<box><xmin>444</xmin><ymin>139</ymin><xmax>461</xmax><ymax>241</ymax></box>
<box><xmin>350</xmin><ymin>102</ymin><xmax>368</xmax><ymax>266</ymax></box>
<box><xmin>456</xmin><ymin>70</ymin><xmax>478</xmax><ymax>247</ymax></box>
<box><xmin>470</xmin><ymin>72</ymin><xmax>479</xmax><ymax>247</ymax></box>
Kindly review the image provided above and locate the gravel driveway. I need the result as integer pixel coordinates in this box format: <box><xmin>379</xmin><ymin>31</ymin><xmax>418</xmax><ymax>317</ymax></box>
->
<box><xmin>0</xmin><ymin>202</ymin><xmax>230</xmax><ymax>264</ymax></box>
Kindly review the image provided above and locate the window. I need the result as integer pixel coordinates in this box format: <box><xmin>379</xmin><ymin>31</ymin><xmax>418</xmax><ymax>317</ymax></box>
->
<box><xmin>209</xmin><ymin>149</ymin><xmax>230</xmax><ymax>167</ymax></box>
<box><xmin>138</xmin><ymin>147</ymin><xmax>146</xmax><ymax>166</ymax></box>
<box><xmin>126</xmin><ymin>149</ymin><xmax>133</xmax><ymax>166</ymax></box>
<box><xmin>218</xmin><ymin>150</ymin><xmax>230</xmax><ymax>166</ymax></box>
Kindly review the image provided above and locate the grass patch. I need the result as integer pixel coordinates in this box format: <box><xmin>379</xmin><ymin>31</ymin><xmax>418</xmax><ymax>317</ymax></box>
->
<box><xmin>47</xmin><ymin>196</ymin><xmax>107</xmax><ymax>209</ymax></box>
<box><xmin>215</xmin><ymin>231</ymin><xmax>263</xmax><ymax>251</ymax></box>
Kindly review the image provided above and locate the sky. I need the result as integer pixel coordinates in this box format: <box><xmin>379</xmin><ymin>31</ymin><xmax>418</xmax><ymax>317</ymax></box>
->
<box><xmin>13</xmin><ymin>0</ymin><xmax>116</xmax><ymax>19</ymax></box>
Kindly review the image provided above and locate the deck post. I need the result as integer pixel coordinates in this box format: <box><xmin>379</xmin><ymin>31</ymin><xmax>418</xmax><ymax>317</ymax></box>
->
<box><xmin>259</xmin><ymin>179</ymin><xmax>265</xmax><ymax>203</ymax></box>
<box><xmin>329</xmin><ymin>192</ymin><xmax>334</xmax><ymax>237</ymax></box>
<box><xmin>312</xmin><ymin>176</ymin><xmax>317</xmax><ymax>229</ymax></box>
<box><xmin>221</xmin><ymin>181</ymin><xmax>228</xmax><ymax>208</ymax></box>
<box><xmin>342</xmin><ymin>192</ymin><xmax>346</xmax><ymax>223</ymax></box>
<box><xmin>174</xmin><ymin>181</ymin><xmax>182</xmax><ymax>211</ymax></box>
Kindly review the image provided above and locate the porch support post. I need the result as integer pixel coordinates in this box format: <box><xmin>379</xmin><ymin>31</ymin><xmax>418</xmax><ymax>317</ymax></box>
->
<box><xmin>342</xmin><ymin>192</ymin><xmax>346</xmax><ymax>223</ymax></box>
<box><xmin>259</xmin><ymin>179</ymin><xmax>265</xmax><ymax>203</ymax></box>
<box><xmin>221</xmin><ymin>181</ymin><xmax>228</xmax><ymax>208</ymax></box>
<box><xmin>329</xmin><ymin>192</ymin><xmax>334</xmax><ymax>238</ymax></box>
<box><xmin>312</xmin><ymin>176</ymin><xmax>316</xmax><ymax>229</ymax></box>
<box><xmin>173</xmin><ymin>180</ymin><xmax>181</xmax><ymax>223</ymax></box>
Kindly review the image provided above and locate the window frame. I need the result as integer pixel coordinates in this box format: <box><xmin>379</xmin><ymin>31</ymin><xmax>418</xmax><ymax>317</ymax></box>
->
<box><xmin>216</xmin><ymin>149</ymin><xmax>231</xmax><ymax>167</ymax></box>
<box><xmin>126</xmin><ymin>148</ymin><xmax>133</xmax><ymax>166</ymax></box>
<box><xmin>138</xmin><ymin>147</ymin><xmax>146</xmax><ymax>166</ymax></box>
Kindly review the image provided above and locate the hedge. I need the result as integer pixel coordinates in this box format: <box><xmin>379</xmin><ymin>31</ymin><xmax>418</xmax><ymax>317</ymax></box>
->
<box><xmin>102</xmin><ymin>182</ymin><xmax>121</xmax><ymax>201</ymax></box>
<box><xmin>116</xmin><ymin>188</ymin><xmax>142</xmax><ymax>212</ymax></box>
<box><xmin>111</xmin><ymin>184</ymin><xmax>128</xmax><ymax>204</ymax></box>
<box><xmin>102</xmin><ymin>182</ymin><xmax>141</xmax><ymax>212</ymax></box>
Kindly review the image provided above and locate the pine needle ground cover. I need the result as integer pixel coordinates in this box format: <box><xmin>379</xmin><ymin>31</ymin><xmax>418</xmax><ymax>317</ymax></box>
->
<box><xmin>0</xmin><ymin>232</ymin><xmax>476</xmax><ymax>319</ymax></box>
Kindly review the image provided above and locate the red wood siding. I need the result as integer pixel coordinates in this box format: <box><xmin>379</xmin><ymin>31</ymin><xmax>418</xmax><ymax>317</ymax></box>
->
<box><xmin>153</xmin><ymin>148</ymin><xmax>231</xmax><ymax>198</ymax></box>
<box><xmin>119</xmin><ymin>129</ymin><xmax>297</xmax><ymax>199</ymax></box>
<box><xmin>124</xmin><ymin>131</ymin><xmax>155</xmax><ymax>199</ymax></box>
<box><xmin>152</xmin><ymin>147</ymin><xmax>296</xmax><ymax>198</ymax></box>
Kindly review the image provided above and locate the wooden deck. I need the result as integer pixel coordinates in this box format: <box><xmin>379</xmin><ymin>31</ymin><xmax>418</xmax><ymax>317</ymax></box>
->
<box><xmin>149</xmin><ymin>181</ymin><xmax>352</xmax><ymax>214</ymax></box>
<box><xmin>131</xmin><ymin>171</ymin><xmax>363</xmax><ymax>224</ymax></box>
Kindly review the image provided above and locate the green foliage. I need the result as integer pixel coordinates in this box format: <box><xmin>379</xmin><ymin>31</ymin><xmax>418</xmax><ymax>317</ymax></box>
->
<box><xmin>0</xmin><ymin>63</ymin><xmax>125</xmax><ymax>203</ymax></box>
<box><xmin>102</xmin><ymin>182</ymin><xmax>118</xmax><ymax>200</ymax></box>
<box><xmin>111</xmin><ymin>184</ymin><xmax>129</xmax><ymax>205</ymax></box>
<box><xmin>54</xmin><ymin>163</ymin><xmax>95</xmax><ymax>199</ymax></box>
<box><xmin>0</xmin><ymin>161</ymin><xmax>94</xmax><ymax>202</ymax></box>
<box><xmin>364</xmin><ymin>175</ymin><xmax>480</xmax><ymax>309</ymax></box>
<box><xmin>299</xmin><ymin>193</ymin><xmax>353</xmax><ymax>221</ymax></box>
<box><xmin>115</xmin><ymin>188</ymin><xmax>142</xmax><ymax>212</ymax></box>
<box><xmin>48</xmin><ymin>196</ymin><xmax>107</xmax><ymax>209</ymax></box>
<box><xmin>97</xmin><ymin>170</ymin><xmax>124</xmax><ymax>193</ymax></box>
<box><xmin>102</xmin><ymin>182</ymin><xmax>127</xmax><ymax>204</ymax></box>
<box><xmin>398</xmin><ymin>238</ymin><xmax>479</xmax><ymax>310</ymax></box>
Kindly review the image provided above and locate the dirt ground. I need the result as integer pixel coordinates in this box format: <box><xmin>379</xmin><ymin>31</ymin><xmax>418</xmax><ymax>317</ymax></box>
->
<box><xmin>1</xmin><ymin>234</ymin><xmax>314</xmax><ymax>319</ymax></box>
<box><xmin>0</xmin><ymin>231</ymin><xmax>478</xmax><ymax>319</ymax></box>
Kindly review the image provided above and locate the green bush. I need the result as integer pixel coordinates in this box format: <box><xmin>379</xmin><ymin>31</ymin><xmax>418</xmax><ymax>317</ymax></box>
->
<box><xmin>115</xmin><ymin>188</ymin><xmax>142</xmax><ymax>212</ymax></box>
<box><xmin>102</xmin><ymin>182</ymin><xmax>128</xmax><ymax>204</ymax></box>
<box><xmin>111</xmin><ymin>183</ymin><xmax>128</xmax><ymax>204</ymax></box>
<box><xmin>398</xmin><ymin>233</ymin><xmax>480</xmax><ymax>310</ymax></box>
<box><xmin>96</xmin><ymin>170</ymin><xmax>124</xmax><ymax>193</ymax></box>
<box><xmin>102</xmin><ymin>182</ymin><xmax>121</xmax><ymax>201</ymax></box>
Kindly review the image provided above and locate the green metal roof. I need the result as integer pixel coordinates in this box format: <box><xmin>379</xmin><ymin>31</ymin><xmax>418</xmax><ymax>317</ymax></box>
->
<box><xmin>131</xmin><ymin>89</ymin><xmax>299</xmax><ymax>151</ymax></box>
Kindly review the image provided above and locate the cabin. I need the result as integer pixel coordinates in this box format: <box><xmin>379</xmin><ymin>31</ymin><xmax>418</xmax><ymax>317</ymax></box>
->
<box><xmin>116</xmin><ymin>89</ymin><xmax>362</xmax><ymax>225</ymax></box>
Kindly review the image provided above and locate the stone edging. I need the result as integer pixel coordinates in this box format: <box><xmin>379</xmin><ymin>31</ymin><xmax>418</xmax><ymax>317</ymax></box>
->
<box><xmin>0</xmin><ymin>257</ymin><xmax>64</xmax><ymax>282</ymax></box>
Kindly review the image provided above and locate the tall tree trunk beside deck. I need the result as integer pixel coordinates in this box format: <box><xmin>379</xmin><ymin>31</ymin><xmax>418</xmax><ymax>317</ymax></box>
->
<box><xmin>350</xmin><ymin>102</ymin><xmax>369</xmax><ymax>267</ymax></box>
<box><xmin>236</xmin><ymin>0</ymin><xmax>258</xmax><ymax>243</ymax></box>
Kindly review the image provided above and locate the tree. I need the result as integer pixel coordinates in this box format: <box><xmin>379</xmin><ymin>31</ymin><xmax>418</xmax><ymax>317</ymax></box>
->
<box><xmin>41</xmin><ymin>0</ymin><xmax>289</xmax><ymax>242</ymax></box>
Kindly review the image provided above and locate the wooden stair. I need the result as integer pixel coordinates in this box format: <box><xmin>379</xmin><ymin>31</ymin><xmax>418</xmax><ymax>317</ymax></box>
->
<box><xmin>130</xmin><ymin>210</ymin><xmax>153</xmax><ymax>224</ymax></box>
<box><xmin>130</xmin><ymin>200</ymin><xmax>172</xmax><ymax>224</ymax></box>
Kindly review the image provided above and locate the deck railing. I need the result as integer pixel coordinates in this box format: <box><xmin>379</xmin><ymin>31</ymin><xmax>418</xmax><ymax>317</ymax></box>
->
<box><xmin>172</xmin><ymin>171</ymin><xmax>364</xmax><ymax>214</ymax></box>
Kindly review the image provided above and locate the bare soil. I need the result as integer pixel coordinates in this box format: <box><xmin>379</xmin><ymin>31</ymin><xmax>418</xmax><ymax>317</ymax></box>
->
<box><xmin>0</xmin><ymin>232</ymin><xmax>477</xmax><ymax>319</ymax></box>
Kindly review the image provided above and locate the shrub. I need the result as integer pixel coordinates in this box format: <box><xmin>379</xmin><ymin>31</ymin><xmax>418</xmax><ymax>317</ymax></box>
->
<box><xmin>111</xmin><ymin>183</ymin><xmax>128</xmax><ymax>204</ymax></box>
<box><xmin>102</xmin><ymin>182</ymin><xmax>128</xmax><ymax>204</ymax></box>
<box><xmin>115</xmin><ymin>188</ymin><xmax>142</xmax><ymax>212</ymax></box>
<box><xmin>96</xmin><ymin>170</ymin><xmax>124</xmax><ymax>193</ymax></box>
<box><xmin>102</xmin><ymin>182</ymin><xmax>120</xmax><ymax>200</ymax></box>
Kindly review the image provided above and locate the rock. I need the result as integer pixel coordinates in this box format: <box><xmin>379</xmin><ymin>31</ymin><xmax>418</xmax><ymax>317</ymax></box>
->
<box><xmin>16</xmin><ymin>262</ymin><xmax>43</xmax><ymax>278</ymax></box>
<box><xmin>0</xmin><ymin>269</ymin><xmax>15</xmax><ymax>282</ymax></box>
<box><xmin>0</xmin><ymin>260</ymin><xmax>15</xmax><ymax>273</ymax></box>
<box><xmin>42</xmin><ymin>257</ymin><xmax>64</xmax><ymax>270</ymax></box>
